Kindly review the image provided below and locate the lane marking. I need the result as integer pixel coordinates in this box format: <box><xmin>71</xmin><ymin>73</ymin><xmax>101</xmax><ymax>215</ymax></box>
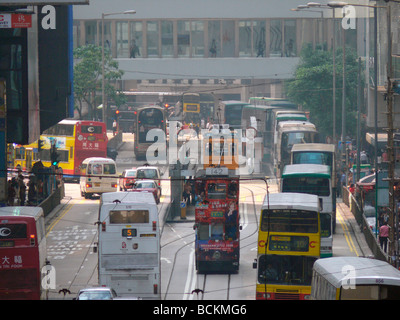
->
<box><xmin>336</xmin><ymin>208</ymin><xmax>359</xmax><ymax>256</ymax></box>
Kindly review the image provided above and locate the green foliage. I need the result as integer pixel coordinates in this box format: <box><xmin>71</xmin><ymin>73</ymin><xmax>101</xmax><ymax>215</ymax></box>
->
<box><xmin>73</xmin><ymin>44</ymin><xmax>126</xmax><ymax>120</ymax></box>
<box><xmin>286</xmin><ymin>43</ymin><xmax>363</xmax><ymax>142</ymax></box>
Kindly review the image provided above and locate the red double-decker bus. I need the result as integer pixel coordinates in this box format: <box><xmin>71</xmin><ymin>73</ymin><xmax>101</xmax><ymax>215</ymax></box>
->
<box><xmin>194</xmin><ymin>171</ymin><xmax>240</xmax><ymax>273</ymax></box>
<box><xmin>0</xmin><ymin>207</ymin><xmax>48</xmax><ymax>300</ymax></box>
<box><xmin>13</xmin><ymin>120</ymin><xmax>108</xmax><ymax>181</ymax></box>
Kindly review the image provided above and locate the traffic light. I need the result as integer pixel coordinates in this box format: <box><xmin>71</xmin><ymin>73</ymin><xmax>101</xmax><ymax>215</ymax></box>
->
<box><xmin>38</xmin><ymin>139</ymin><xmax>44</xmax><ymax>152</ymax></box>
<box><xmin>50</xmin><ymin>145</ymin><xmax>59</xmax><ymax>166</ymax></box>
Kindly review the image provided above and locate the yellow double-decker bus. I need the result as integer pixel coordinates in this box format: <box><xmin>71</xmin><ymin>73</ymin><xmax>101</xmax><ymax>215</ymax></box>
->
<box><xmin>182</xmin><ymin>93</ymin><xmax>201</xmax><ymax>128</ymax></box>
<box><xmin>253</xmin><ymin>192</ymin><xmax>321</xmax><ymax>300</ymax></box>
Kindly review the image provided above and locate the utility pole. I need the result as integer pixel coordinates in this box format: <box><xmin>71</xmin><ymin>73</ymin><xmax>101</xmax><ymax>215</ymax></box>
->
<box><xmin>385</xmin><ymin>4</ymin><xmax>396</xmax><ymax>264</ymax></box>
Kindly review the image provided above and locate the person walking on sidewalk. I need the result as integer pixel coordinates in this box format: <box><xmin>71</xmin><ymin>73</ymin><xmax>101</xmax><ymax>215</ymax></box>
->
<box><xmin>379</xmin><ymin>222</ymin><xmax>389</xmax><ymax>253</ymax></box>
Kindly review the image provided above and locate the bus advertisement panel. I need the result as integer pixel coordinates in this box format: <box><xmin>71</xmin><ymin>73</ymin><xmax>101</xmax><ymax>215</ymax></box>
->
<box><xmin>254</xmin><ymin>193</ymin><xmax>320</xmax><ymax>300</ymax></box>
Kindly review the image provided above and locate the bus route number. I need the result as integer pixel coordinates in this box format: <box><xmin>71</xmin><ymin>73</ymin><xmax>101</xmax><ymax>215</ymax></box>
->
<box><xmin>122</xmin><ymin>228</ymin><xmax>137</xmax><ymax>238</ymax></box>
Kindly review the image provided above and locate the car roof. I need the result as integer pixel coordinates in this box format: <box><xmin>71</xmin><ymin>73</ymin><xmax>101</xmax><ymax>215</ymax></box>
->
<box><xmin>136</xmin><ymin>179</ymin><xmax>156</xmax><ymax>184</ymax></box>
<box><xmin>78</xmin><ymin>287</ymin><xmax>113</xmax><ymax>292</ymax></box>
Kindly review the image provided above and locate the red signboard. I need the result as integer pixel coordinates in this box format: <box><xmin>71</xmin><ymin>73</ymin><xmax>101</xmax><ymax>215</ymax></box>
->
<box><xmin>0</xmin><ymin>14</ymin><xmax>32</xmax><ymax>29</ymax></box>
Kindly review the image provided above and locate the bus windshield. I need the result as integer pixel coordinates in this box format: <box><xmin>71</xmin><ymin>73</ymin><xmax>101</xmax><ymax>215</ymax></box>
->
<box><xmin>109</xmin><ymin>210</ymin><xmax>149</xmax><ymax>224</ymax></box>
<box><xmin>138</xmin><ymin>108</ymin><xmax>164</xmax><ymax>143</ymax></box>
<box><xmin>257</xmin><ymin>255</ymin><xmax>317</xmax><ymax>285</ymax></box>
<box><xmin>282</xmin><ymin>177</ymin><xmax>330</xmax><ymax>197</ymax></box>
<box><xmin>225</xmin><ymin>105</ymin><xmax>244</xmax><ymax>126</ymax></box>
<box><xmin>260</xmin><ymin>209</ymin><xmax>319</xmax><ymax>233</ymax></box>
<box><xmin>293</xmin><ymin>152</ymin><xmax>332</xmax><ymax>166</ymax></box>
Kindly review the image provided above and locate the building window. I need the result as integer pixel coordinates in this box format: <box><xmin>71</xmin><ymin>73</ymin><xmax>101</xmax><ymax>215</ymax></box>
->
<box><xmin>84</xmin><ymin>21</ymin><xmax>97</xmax><ymax>45</ymax></box>
<box><xmin>284</xmin><ymin>19</ymin><xmax>296</xmax><ymax>57</ymax></box>
<box><xmin>208</xmin><ymin>20</ymin><xmax>220</xmax><ymax>57</ymax></box>
<box><xmin>239</xmin><ymin>20</ymin><xmax>252</xmax><ymax>57</ymax></box>
<box><xmin>161</xmin><ymin>20</ymin><xmax>174</xmax><ymax>57</ymax></box>
<box><xmin>270</xmin><ymin>19</ymin><xmax>282</xmax><ymax>57</ymax></box>
<box><xmin>130</xmin><ymin>21</ymin><xmax>142</xmax><ymax>58</ymax></box>
<box><xmin>178</xmin><ymin>20</ymin><xmax>190</xmax><ymax>57</ymax></box>
<box><xmin>222</xmin><ymin>20</ymin><xmax>235</xmax><ymax>57</ymax></box>
<box><xmin>254</xmin><ymin>20</ymin><xmax>266</xmax><ymax>57</ymax></box>
<box><xmin>116</xmin><ymin>21</ymin><xmax>129</xmax><ymax>58</ymax></box>
<box><xmin>191</xmin><ymin>21</ymin><xmax>204</xmax><ymax>57</ymax></box>
<box><xmin>147</xmin><ymin>21</ymin><xmax>159</xmax><ymax>57</ymax></box>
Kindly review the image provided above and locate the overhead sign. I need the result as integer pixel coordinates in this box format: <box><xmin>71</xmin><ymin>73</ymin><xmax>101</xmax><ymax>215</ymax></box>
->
<box><xmin>1</xmin><ymin>1</ymin><xmax>88</xmax><ymax>4</ymax></box>
<box><xmin>0</xmin><ymin>14</ymin><xmax>32</xmax><ymax>28</ymax></box>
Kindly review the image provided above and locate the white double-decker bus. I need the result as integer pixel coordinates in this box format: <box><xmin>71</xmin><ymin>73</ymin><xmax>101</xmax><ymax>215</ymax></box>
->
<box><xmin>97</xmin><ymin>192</ymin><xmax>160</xmax><ymax>299</ymax></box>
<box><xmin>281</xmin><ymin>164</ymin><xmax>333</xmax><ymax>258</ymax></box>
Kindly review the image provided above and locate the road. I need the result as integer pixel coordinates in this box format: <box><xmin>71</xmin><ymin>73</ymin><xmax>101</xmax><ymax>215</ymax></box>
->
<box><xmin>44</xmin><ymin>133</ymin><xmax>371</xmax><ymax>300</ymax></box>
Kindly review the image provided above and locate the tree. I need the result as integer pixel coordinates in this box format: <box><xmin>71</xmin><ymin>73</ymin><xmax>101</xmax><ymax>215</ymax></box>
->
<box><xmin>286</xmin><ymin>43</ymin><xmax>363</xmax><ymax>142</ymax></box>
<box><xmin>73</xmin><ymin>44</ymin><xmax>126</xmax><ymax>120</ymax></box>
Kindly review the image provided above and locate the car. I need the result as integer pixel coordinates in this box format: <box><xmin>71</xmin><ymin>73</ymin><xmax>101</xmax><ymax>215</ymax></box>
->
<box><xmin>74</xmin><ymin>287</ymin><xmax>118</xmax><ymax>300</ymax></box>
<box><xmin>132</xmin><ymin>180</ymin><xmax>161</xmax><ymax>204</ymax></box>
<box><xmin>136</xmin><ymin>165</ymin><xmax>162</xmax><ymax>188</ymax></box>
<box><xmin>119</xmin><ymin>168</ymin><xmax>137</xmax><ymax>191</ymax></box>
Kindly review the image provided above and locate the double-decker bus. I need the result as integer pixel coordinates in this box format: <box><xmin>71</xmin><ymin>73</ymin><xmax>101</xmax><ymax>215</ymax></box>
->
<box><xmin>291</xmin><ymin>143</ymin><xmax>337</xmax><ymax>233</ymax></box>
<box><xmin>194</xmin><ymin>171</ymin><xmax>240</xmax><ymax>273</ymax></box>
<box><xmin>248</xmin><ymin>97</ymin><xmax>299</xmax><ymax>110</ymax></box>
<box><xmin>202</xmin><ymin>125</ymin><xmax>240</xmax><ymax>170</ymax></box>
<box><xmin>281</xmin><ymin>164</ymin><xmax>333</xmax><ymax>258</ymax></box>
<box><xmin>253</xmin><ymin>192</ymin><xmax>320</xmax><ymax>300</ymax></box>
<box><xmin>13</xmin><ymin>120</ymin><xmax>108</xmax><ymax>180</ymax></box>
<box><xmin>134</xmin><ymin>105</ymin><xmax>166</xmax><ymax>160</ymax></box>
<box><xmin>98</xmin><ymin>191</ymin><xmax>160</xmax><ymax>299</ymax></box>
<box><xmin>274</xmin><ymin>120</ymin><xmax>318</xmax><ymax>178</ymax></box>
<box><xmin>217</xmin><ymin>100</ymin><xmax>250</xmax><ymax>129</ymax></box>
<box><xmin>182</xmin><ymin>93</ymin><xmax>201</xmax><ymax>129</ymax></box>
<box><xmin>199</xmin><ymin>93</ymin><xmax>215</xmax><ymax>125</ymax></box>
<box><xmin>117</xmin><ymin>91</ymin><xmax>182</xmax><ymax>131</ymax></box>
<box><xmin>0</xmin><ymin>206</ymin><xmax>48</xmax><ymax>300</ymax></box>
<box><xmin>311</xmin><ymin>256</ymin><xmax>400</xmax><ymax>300</ymax></box>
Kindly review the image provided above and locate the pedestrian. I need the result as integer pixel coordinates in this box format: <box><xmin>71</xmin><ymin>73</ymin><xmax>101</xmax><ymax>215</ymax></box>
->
<box><xmin>112</xmin><ymin>120</ymin><xmax>117</xmax><ymax>136</ymax></box>
<box><xmin>18</xmin><ymin>175</ymin><xmax>26</xmax><ymax>206</ymax></box>
<box><xmin>379</xmin><ymin>222</ymin><xmax>389</xmax><ymax>253</ymax></box>
<box><xmin>7</xmin><ymin>180</ymin><xmax>15</xmax><ymax>206</ymax></box>
<box><xmin>360</xmin><ymin>151</ymin><xmax>369</xmax><ymax>164</ymax></box>
<box><xmin>28</xmin><ymin>177</ymin><xmax>36</xmax><ymax>205</ymax></box>
<box><xmin>130</xmin><ymin>40</ymin><xmax>140</xmax><ymax>58</ymax></box>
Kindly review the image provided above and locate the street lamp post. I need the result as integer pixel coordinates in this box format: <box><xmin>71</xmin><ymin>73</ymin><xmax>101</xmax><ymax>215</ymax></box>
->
<box><xmin>101</xmin><ymin>10</ymin><xmax>136</xmax><ymax>129</ymax></box>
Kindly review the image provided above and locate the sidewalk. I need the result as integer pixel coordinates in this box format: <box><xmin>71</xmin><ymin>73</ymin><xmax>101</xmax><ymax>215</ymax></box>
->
<box><xmin>336</xmin><ymin>200</ymin><xmax>374</xmax><ymax>257</ymax></box>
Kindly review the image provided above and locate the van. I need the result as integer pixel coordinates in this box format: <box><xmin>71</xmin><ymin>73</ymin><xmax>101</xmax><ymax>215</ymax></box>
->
<box><xmin>80</xmin><ymin>157</ymin><xmax>118</xmax><ymax>199</ymax></box>
<box><xmin>136</xmin><ymin>164</ymin><xmax>162</xmax><ymax>188</ymax></box>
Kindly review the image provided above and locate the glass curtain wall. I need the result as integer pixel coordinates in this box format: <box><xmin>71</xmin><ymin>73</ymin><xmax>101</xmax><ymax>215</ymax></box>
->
<box><xmin>222</xmin><ymin>20</ymin><xmax>235</xmax><ymax>57</ymax></box>
<box><xmin>116</xmin><ymin>21</ymin><xmax>129</xmax><ymax>58</ymax></box>
<box><xmin>270</xmin><ymin>19</ymin><xmax>282</xmax><ymax>57</ymax></box>
<box><xmin>147</xmin><ymin>21</ymin><xmax>159</xmax><ymax>57</ymax></box>
<box><xmin>253</xmin><ymin>20</ymin><xmax>266</xmax><ymax>57</ymax></box>
<box><xmin>208</xmin><ymin>20</ymin><xmax>220</xmax><ymax>57</ymax></box>
<box><xmin>161</xmin><ymin>20</ymin><xmax>174</xmax><ymax>57</ymax></box>
<box><xmin>178</xmin><ymin>21</ymin><xmax>190</xmax><ymax>57</ymax></box>
<box><xmin>130</xmin><ymin>21</ymin><xmax>142</xmax><ymax>58</ymax></box>
<box><xmin>284</xmin><ymin>20</ymin><xmax>296</xmax><ymax>57</ymax></box>
<box><xmin>239</xmin><ymin>20</ymin><xmax>252</xmax><ymax>57</ymax></box>
<box><xmin>191</xmin><ymin>21</ymin><xmax>204</xmax><ymax>57</ymax></box>
<box><xmin>74</xmin><ymin>17</ymin><xmax>328</xmax><ymax>59</ymax></box>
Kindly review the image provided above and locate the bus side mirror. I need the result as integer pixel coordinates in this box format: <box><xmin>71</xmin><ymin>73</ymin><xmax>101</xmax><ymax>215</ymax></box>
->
<box><xmin>253</xmin><ymin>259</ymin><xmax>257</xmax><ymax>269</ymax></box>
<box><xmin>93</xmin><ymin>242</ymin><xmax>98</xmax><ymax>253</ymax></box>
